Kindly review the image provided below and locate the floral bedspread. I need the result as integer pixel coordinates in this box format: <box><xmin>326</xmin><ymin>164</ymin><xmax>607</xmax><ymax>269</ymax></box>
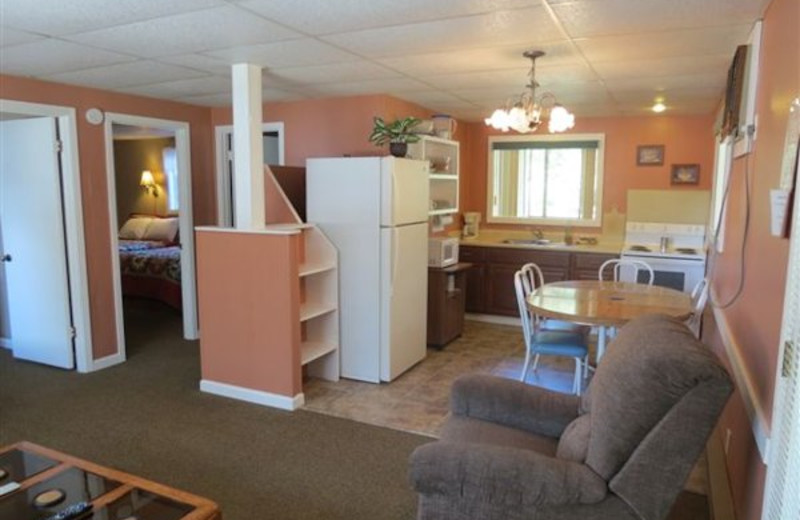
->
<box><xmin>119</xmin><ymin>241</ymin><xmax>181</xmax><ymax>283</ymax></box>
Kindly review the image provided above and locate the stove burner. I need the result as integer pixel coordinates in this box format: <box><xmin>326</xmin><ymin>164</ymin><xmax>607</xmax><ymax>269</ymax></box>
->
<box><xmin>628</xmin><ymin>245</ymin><xmax>651</xmax><ymax>252</ymax></box>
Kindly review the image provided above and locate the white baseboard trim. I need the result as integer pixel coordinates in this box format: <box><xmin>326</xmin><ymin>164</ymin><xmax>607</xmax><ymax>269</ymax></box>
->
<box><xmin>86</xmin><ymin>352</ymin><xmax>125</xmax><ymax>373</ymax></box>
<box><xmin>200</xmin><ymin>379</ymin><xmax>304</xmax><ymax>411</ymax></box>
<box><xmin>465</xmin><ymin>313</ymin><xmax>521</xmax><ymax>326</ymax></box>
<box><xmin>711</xmin><ymin>302</ymin><xmax>771</xmax><ymax>463</ymax></box>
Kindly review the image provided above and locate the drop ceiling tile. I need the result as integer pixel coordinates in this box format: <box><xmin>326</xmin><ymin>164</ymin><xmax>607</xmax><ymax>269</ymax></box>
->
<box><xmin>618</xmin><ymin>87</ymin><xmax>723</xmax><ymax>104</ymax></box>
<box><xmin>321</xmin><ymin>7</ymin><xmax>562</xmax><ymax>58</ymax></box>
<box><xmin>238</xmin><ymin>0</ymin><xmax>541</xmax><ymax>35</ymax></box>
<box><xmin>116</xmin><ymin>76</ymin><xmax>231</xmax><ymax>98</ymax></box>
<box><xmin>592</xmin><ymin>54</ymin><xmax>731</xmax><ymax>80</ymax></box>
<box><xmin>271</xmin><ymin>61</ymin><xmax>401</xmax><ymax>84</ymax></box>
<box><xmin>45</xmin><ymin>60</ymin><xmax>207</xmax><ymax>90</ymax></box>
<box><xmin>66</xmin><ymin>6</ymin><xmax>301</xmax><ymax>58</ymax></box>
<box><xmin>0</xmin><ymin>26</ymin><xmax>46</xmax><ymax>47</ymax></box>
<box><xmin>204</xmin><ymin>38</ymin><xmax>359</xmax><ymax>68</ymax></box>
<box><xmin>423</xmin><ymin>63</ymin><xmax>595</xmax><ymax>90</ymax></box>
<box><xmin>0</xmin><ymin>0</ymin><xmax>225</xmax><ymax>36</ymax></box>
<box><xmin>377</xmin><ymin>42</ymin><xmax>580</xmax><ymax>77</ymax></box>
<box><xmin>552</xmin><ymin>0</ymin><xmax>766</xmax><ymax>38</ymax></box>
<box><xmin>392</xmin><ymin>90</ymin><xmax>473</xmax><ymax>107</ymax></box>
<box><xmin>174</xmin><ymin>92</ymin><xmax>234</xmax><ymax>107</ymax></box>
<box><xmin>313</xmin><ymin>78</ymin><xmax>432</xmax><ymax>96</ymax></box>
<box><xmin>156</xmin><ymin>53</ymin><xmax>232</xmax><ymax>75</ymax></box>
<box><xmin>0</xmin><ymin>39</ymin><xmax>136</xmax><ymax>76</ymax></box>
<box><xmin>604</xmin><ymin>73</ymin><xmax>725</xmax><ymax>94</ymax></box>
<box><xmin>575</xmin><ymin>24</ymin><xmax>752</xmax><ymax>62</ymax></box>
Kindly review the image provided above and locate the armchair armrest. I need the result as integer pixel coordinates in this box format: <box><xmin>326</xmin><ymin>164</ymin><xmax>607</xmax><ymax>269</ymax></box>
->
<box><xmin>410</xmin><ymin>441</ymin><xmax>606</xmax><ymax>507</ymax></box>
<box><xmin>450</xmin><ymin>374</ymin><xmax>580</xmax><ymax>438</ymax></box>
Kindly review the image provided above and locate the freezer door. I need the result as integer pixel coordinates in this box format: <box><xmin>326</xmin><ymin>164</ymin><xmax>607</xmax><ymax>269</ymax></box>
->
<box><xmin>380</xmin><ymin>223</ymin><xmax>428</xmax><ymax>381</ymax></box>
<box><xmin>380</xmin><ymin>157</ymin><xmax>430</xmax><ymax>227</ymax></box>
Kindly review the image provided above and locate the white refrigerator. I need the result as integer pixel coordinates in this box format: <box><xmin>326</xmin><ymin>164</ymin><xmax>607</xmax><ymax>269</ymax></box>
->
<box><xmin>306</xmin><ymin>157</ymin><xmax>430</xmax><ymax>382</ymax></box>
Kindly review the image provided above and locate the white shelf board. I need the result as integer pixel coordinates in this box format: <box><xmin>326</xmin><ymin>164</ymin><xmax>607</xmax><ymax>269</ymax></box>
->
<box><xmin>300</xmin><ymin>340</ymin><xmax>337</xmax><ymax>365</ymax></box>
<box><xmin>429</xmin><ymin>208</ymin><xmax>458</xmax><ymax>216</ymax></box>
<box><xmin>299</xmin><ymin>261</ymin><xmax>336</xmax><ymax>277</ymax></box>
<box><xmin>300</xmin><ymin>301</ymin><xmax>337</xmax><ymax>322</ymax></box>
<box><xmin>430</xmin><ymin>174</ymin><xmax>458</xmax><ymax>180</ymax></box>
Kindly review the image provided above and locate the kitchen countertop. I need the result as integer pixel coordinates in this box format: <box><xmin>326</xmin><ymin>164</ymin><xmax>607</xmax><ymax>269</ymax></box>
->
<box><xmin>457</xmin><ymin>233</ymin><xmax>623</xmax><ymax>255</ymax></box>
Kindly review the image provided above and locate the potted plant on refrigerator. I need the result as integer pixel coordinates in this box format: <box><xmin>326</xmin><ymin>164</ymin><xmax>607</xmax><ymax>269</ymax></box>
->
<box><xmin>368</xmin><ymin>116</ymin><xmax>421</xmax><ymax>158</ymax></box>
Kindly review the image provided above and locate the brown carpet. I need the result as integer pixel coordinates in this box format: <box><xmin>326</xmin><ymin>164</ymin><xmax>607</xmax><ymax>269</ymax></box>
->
<box><xmin>0</xmin><ymin>299</ymin><xmax>709</xmax><ymax>519</ymax></box>
<box><xmin>0</xmin><ymin>299</ymin><xmax>428</xmax><ymax>520</ymax></box>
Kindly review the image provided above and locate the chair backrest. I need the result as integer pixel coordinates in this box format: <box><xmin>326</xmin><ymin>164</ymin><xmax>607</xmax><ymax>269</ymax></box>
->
<box><xmin>686</xmin><ymin>278</ymin><xmax>709</xmax><ymax>337</ymax></box>
<box><xmin>513</xmin><ymin>269</ymin><xmax>535</xmax><ymax>348</ymax></box>
<box><xmin>556</xmin><ymin>314</ymin><xmax>732</xmax><ymax>520</ymax></box>
<box><xmin>598</xmin><ymin>258</ymin><xmax>654</xmax><ymax>285</ymax></box>
<box><xmin>519</xmin><ymin>262</ymin><xmax>544</xmax><ymax>296</ymax></box>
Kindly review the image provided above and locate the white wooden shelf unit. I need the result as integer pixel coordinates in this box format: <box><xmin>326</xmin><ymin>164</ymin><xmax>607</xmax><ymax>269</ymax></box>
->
<box><xmin>407</xmin><ymin>135</ymin><xmax>459</xmax><ymax>216</ymax></box>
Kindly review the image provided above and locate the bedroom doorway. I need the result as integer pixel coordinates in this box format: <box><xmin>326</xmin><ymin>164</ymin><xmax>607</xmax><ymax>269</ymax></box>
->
<box><xmin>103</xmin><ymin>113</ymin><xmax>197</xmax><ymax>364</ymax></box>
<box><xmin>0</xmin><ymin>99</ymin><xmax>92</xmax><ymax>371</ymax></box>
<box><xmin>214</xmin><ymin>122</ymin><xmax>284</xmax><ymax>226</ymax></box>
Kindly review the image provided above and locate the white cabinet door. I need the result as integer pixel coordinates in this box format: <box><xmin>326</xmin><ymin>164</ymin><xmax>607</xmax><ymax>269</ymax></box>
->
<box><xmin>0</xmin><ymin>118</ymin><xmax>74</xmax><ymax>369</ymax></box>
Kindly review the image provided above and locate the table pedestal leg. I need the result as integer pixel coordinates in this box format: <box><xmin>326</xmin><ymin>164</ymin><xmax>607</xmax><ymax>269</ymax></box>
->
<box><xmin>597</xmin><ymin>326</ymin><xmax>607</xmax><ymax>363</ymax></box>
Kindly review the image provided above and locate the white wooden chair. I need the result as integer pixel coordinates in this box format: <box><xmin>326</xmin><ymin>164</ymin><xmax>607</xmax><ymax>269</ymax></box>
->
<box><xmin>598</xmin><ymin>258</ymin><xmax>655</xmax><ymax>285</ymax></box>
<box><xmin>686</xmin><ymin>278</ymin><xmax>709</xmax><ymax>338</ymax></box>
<box><xmin>514</xmin><ymin>269</ymin><xmax>589</xmax><ymax>395</ymax></box>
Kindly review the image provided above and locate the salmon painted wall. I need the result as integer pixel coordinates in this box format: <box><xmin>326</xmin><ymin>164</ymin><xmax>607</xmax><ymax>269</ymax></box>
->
<box><xmin>0</xmin><ymin>74</ymin><xmax>216</xmax><ymax>359</ymax></box>
<box><xmin>211</xmin><ymin>94</ymin><xmax>468</xmax><ymax>234</ymax></box>
<box><xmin>704</xmin><ymin>0</ymin><xmax>799</xmax><ymax>517</ymax></box>
<box><xmin>461</xmin><ymin>114</ymin><xmax>715</xmax><ymax>231</ymax></box>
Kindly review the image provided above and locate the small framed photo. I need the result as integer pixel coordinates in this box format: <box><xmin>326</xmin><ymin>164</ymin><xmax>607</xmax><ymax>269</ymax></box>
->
<box><xmin>637</xmin><ymin>145</ymin><xmax>664</xmax><ymax>166</ymax></box>
<box><xmin>671</xmin><ymin>164</ymin><xmax>700</xmax><ymax>185</ymax></box>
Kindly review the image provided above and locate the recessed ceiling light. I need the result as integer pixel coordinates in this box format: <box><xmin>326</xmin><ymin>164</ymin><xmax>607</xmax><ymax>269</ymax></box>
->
<box><xmin>652</xmin><ymin>100</ymin><xmax>666</xmax><ymax>113</ymax></box>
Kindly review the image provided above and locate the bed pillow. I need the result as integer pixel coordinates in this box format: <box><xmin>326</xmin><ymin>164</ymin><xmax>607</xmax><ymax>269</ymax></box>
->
<box><xmin>119</xmin><ymin>216</ymin><xmax>153</xmax><ymax>240</ymax></box>
<box><xmin>143</xmin><ymin>217</ymin><xmax>179</xmax><ymax>243</ymax></box>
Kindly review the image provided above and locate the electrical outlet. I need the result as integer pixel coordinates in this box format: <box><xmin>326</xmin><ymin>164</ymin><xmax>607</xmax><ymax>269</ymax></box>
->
<box><xmin>724</xmin><ymin>428</ymin><xmax>733</xmax><ymax>455</ymax></box>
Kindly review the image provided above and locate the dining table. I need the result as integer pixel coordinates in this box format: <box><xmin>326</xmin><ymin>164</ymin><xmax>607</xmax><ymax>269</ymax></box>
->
<box><xmin>526</xmin><ymin>280</ymin><xmax>693</xmax><ymax>362</ymax></box>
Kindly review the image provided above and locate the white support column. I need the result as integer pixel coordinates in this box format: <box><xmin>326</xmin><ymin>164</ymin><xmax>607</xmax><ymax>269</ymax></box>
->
<box><xmin>231</xmin><ymin>63</ymin><xmax>265</xmax><ymax>230</ymax></box>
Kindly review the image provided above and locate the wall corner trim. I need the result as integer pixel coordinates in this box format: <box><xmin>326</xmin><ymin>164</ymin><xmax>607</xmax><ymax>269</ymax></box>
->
<box><xmin>199</xmin><ymin>379</ymin><xmax>304</xmax><ymax>411</ymax></box>
<box><xmin>711</xmin><ymin>300</ymin><xmax>771</xmax><ymax>463</ymax></box>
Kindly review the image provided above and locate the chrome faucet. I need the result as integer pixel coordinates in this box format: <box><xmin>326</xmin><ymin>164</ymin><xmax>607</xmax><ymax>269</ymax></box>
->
<box><xmin>531</xmin><ymin>227</ymin><xmax>544</xmax><ymax>240</ymax></box>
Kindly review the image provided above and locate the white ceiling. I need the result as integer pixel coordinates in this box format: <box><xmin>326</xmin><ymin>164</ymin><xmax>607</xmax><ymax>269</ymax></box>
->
<box><xmin>0</xmin><ymin>0</ymin><xmax>770</xmax><ymax>121</ymax></box>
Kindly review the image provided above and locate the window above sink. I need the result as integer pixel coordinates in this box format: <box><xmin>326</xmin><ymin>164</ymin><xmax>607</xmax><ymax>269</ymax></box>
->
<box><xmin>487</xmin><ymin>133</ymin><xmax>605</xmax><ymax>227</ymax></box>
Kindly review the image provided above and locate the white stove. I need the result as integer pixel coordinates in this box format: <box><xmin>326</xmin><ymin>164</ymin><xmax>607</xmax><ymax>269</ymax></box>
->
<box><xmin>620</xmin><ymin>222</ymin><xmax>707</xmax><ymax>293</ymax></box>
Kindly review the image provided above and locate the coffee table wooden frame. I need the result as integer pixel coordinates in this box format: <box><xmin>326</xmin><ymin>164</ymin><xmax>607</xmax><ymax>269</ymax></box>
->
<box><xmin>0</xmin><ymin>441</ymin><xmax>221</xmax><ymax>520</ymax></box>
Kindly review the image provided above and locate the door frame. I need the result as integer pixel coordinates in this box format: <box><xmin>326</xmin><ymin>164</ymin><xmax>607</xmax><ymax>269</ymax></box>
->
<box><xmin>0</xmin><ymin>99</ymin><xmax>93</xmax><ymax>372</ymax></box>
<box><xmin>103</xmin><ymin>113</ymin><xmax>197</xmax><ymax>367</ymax></box>
<box><xmin>214</xmin><ymin>122</ymin><xmax>284</xmax><ymax>226</ymax></box>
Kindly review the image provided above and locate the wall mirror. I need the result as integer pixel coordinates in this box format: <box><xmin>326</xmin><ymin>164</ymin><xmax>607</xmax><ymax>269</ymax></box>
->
<box><xmin>486</xmin><ymin>133</ymin><xmax>605</xmax><ymax>227</ymax></box>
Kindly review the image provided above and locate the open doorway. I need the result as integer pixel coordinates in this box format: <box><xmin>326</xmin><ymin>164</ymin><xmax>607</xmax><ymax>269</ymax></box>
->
<box><xmin>214</xmin><ymin>122</ymin><xmax>284</xmax><ymax>226</ymax></box>
<box><xmin>103</xmin><ymin>113</ymin><xmax>196</xmax><ymax>364</ymax></box>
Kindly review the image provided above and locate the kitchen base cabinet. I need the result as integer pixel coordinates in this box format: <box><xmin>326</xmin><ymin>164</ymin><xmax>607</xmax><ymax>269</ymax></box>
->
<box><xmin>427</xmin><ymin>263</ymin><xmax>471</xmax><ymax>348</ymax></box>
<box><xmin>460</xmin><ymin>245</ymin><xmax>618</xmax><ymax>317</ymax></box>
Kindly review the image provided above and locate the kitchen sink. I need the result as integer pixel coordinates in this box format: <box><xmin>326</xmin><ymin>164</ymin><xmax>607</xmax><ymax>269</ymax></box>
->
<box><xmin>502</xmin><ymin>238</ymin><xmax>568</xmax><ymax>247</ymax></box>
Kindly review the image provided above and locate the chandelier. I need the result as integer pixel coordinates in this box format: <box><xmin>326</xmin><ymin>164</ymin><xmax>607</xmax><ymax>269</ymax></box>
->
<box><xmin>484</xmin><ymin>50</ymin><xmax>575</xmax><ymax>134</ymax></box>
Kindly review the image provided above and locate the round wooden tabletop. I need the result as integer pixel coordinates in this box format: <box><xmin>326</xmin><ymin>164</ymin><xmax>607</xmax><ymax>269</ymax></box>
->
<box><xmin>527</xmin><ymin>280</ymin><xmax>692</xmax><ymax>327</ymax></box>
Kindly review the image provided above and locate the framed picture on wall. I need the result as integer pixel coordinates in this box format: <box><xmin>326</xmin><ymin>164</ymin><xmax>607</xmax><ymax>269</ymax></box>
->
<box><xmin>637</xmin><ymin>145</ymin><xmax>664</xmax><ymax>166</ymax></box>
<box><xmin>671</xmin><ymin>164</ymin><xmax>700</xmax><ymax>185</ymax></box>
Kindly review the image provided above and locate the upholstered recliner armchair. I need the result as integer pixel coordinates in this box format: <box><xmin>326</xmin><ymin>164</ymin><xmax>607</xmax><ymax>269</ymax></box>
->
<box><xmin>409</xmin><ymin>314</ymin><xmax>732</xmax><ymax>520</ymax></box>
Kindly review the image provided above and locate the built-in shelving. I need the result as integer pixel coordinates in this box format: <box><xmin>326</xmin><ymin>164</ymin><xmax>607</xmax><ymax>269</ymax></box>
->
<box><xmin>300</xmin><ymin>340</ymin><xmax>338</xmax><ymax>365</ymax></box>
<box><xmin>408</xmin><ymin>135</ymin><xmax>460</xmax><ymax>216</ymax></box>
<box><xmin>300</xmin><ymin>301</ymin><xmax>337</xmax><ymax>322</ymax></box>
<box><xmin>299</xmin><ymin>260</ymin><xmax>336</xmax><ymax>277</ymax></box>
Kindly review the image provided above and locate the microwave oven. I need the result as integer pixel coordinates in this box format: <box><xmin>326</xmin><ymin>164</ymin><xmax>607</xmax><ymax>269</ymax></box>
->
<box><xmin>428</xmin><ymin>237</ymin><xmax>459</xmax><ymax>268</ymax></box>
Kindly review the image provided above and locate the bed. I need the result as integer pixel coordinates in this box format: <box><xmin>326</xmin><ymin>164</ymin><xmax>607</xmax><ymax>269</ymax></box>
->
<box><xmin>118</xmin><ymin>215</ymin><xmax>182</xmax><ymax>310</ymax></box>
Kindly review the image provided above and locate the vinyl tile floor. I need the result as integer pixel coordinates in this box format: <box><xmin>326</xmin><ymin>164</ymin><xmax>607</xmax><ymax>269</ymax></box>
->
<box><xmin>302</xmin><ymin>319</ymin><xmax>708</xmax><ymax>496</ymax></box>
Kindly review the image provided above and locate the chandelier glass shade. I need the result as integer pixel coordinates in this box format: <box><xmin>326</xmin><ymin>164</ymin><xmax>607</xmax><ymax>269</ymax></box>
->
<box><xmin>484</xmin><ymin>50</ymin><xmax>575</xmax><ymax>134</ymax></box>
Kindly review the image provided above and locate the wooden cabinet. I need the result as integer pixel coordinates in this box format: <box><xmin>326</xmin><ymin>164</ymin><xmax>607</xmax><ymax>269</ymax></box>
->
<box><xmin>407</xmin><ymin>136</ymin><xmax>459</xmax><ymax>215</ymax></box>
<box><xmin>460</xmin><ymin>245</ymin><xmax>618</xmax><ymax>317</ymax></box>
<box><xmin>427</xmin><ymin>263</ymin><xmax>471</xmax><ymax>347</ymax></box>
<box><xmin>571</xmin><ymin>252</ymin><xmax>619</xmax><ymax>280</ymax></box>
<box><xmin>460</xmin><ymin>246</ymin><xmax>485</xmax><ymax>313</ymax></box>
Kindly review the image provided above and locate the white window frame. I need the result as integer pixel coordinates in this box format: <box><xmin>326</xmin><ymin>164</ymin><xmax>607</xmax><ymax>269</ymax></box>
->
<box><xmin>709</xmin><ymin>135</ymin><xmax>734</xmax><ymax>253</ymax></box>
<box><xmin>486</xmin><ymin>133</ymin><xmax>605</xmax><ymax>227</ymax></box>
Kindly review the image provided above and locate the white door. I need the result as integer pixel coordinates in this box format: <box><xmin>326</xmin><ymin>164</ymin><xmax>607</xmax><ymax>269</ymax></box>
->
<box><xmin>0</xmin><ymin>117</ymin><xmax>74</xmax><ymax>368</ymax></box>
<box><xmin>381</xmin><ymin>157</ymin><xmax>430</xmax><ymax>227</ymax></box>
<box><xmin>380</xmin><ymin>222</ymin><xmax>428</xmax><ymax>381</ymax></box>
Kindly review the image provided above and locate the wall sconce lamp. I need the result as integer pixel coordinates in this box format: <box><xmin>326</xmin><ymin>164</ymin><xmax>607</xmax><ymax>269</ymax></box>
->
<box><xmin>140</xmin><ymin>170</ymin><xmax>159</xmax><ymax>197</ymax></box>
